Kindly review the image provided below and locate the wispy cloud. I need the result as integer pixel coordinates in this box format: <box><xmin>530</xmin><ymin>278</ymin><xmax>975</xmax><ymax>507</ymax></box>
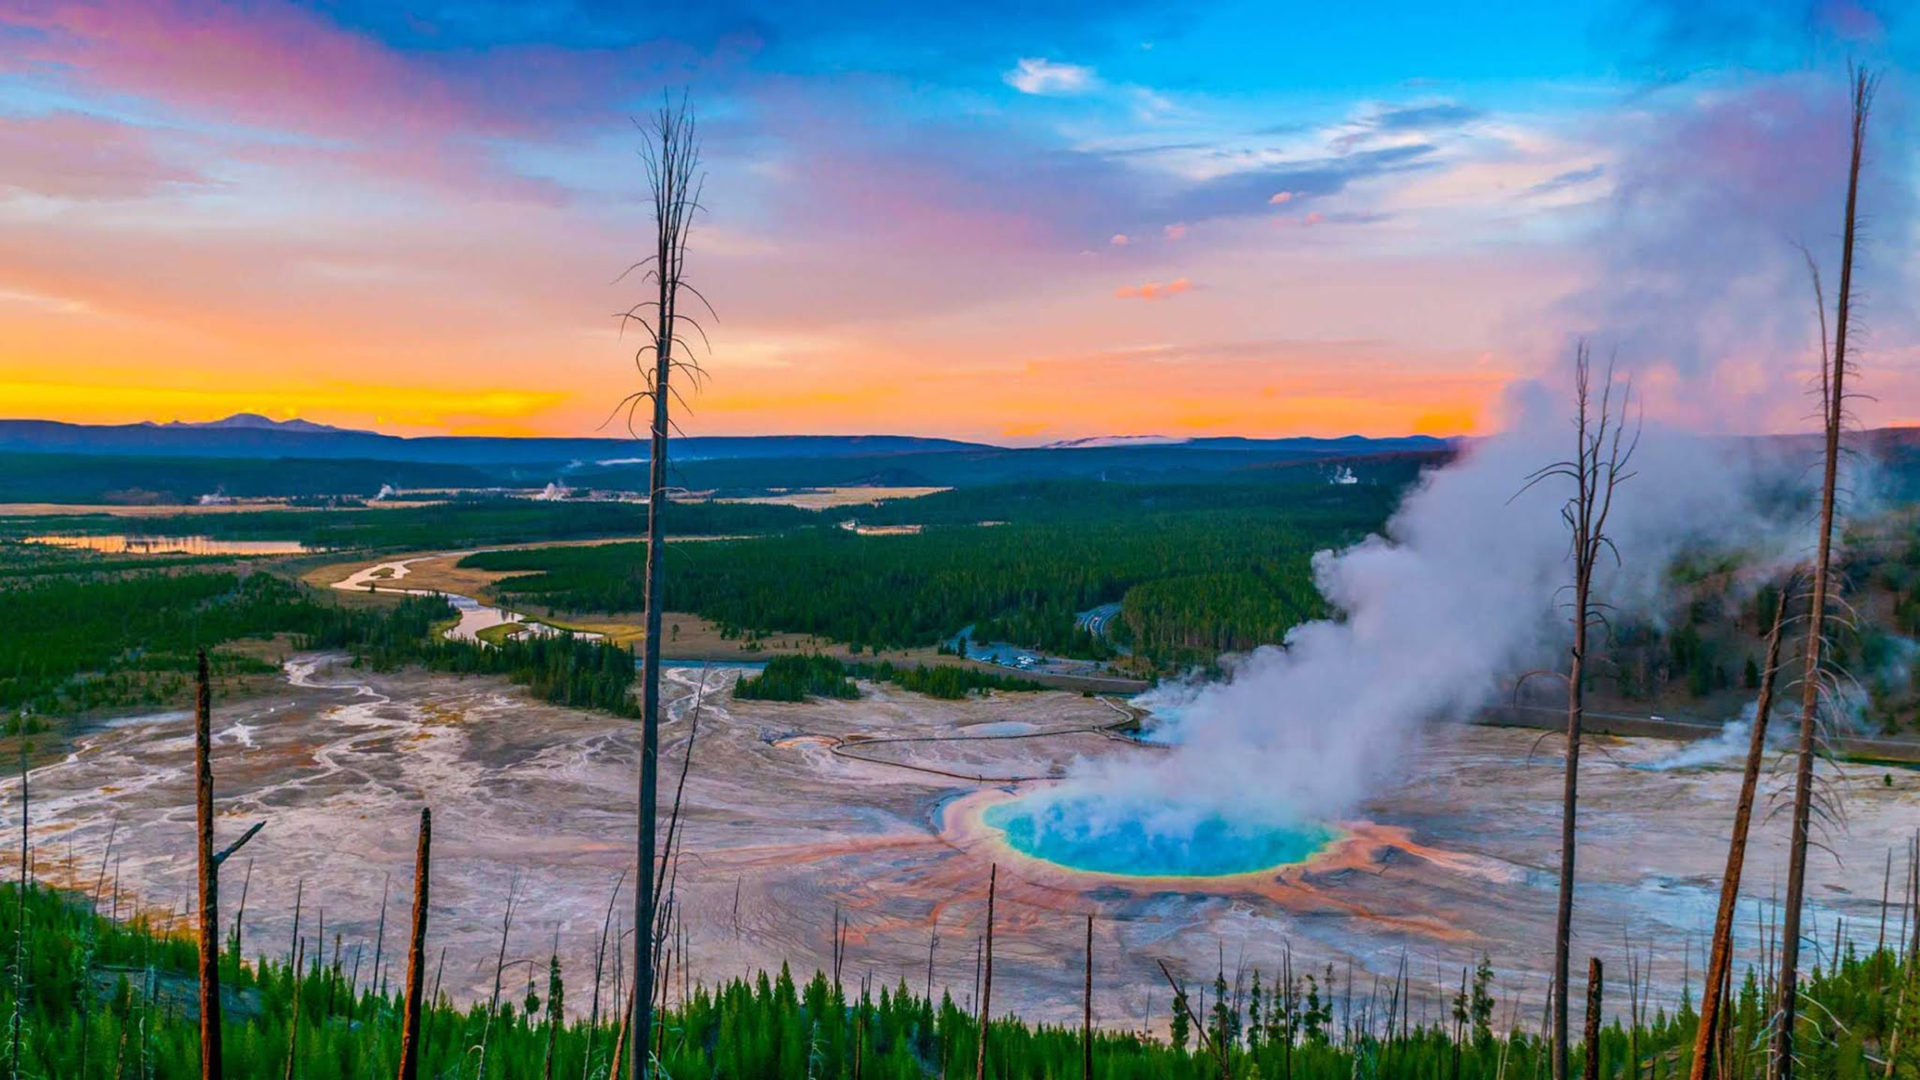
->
<box><xmin>1115</xmin><ymin>277</ymin><xmax>1193</xmax><ymax>300</ymax></box>
<box><xmin>1372</xmin><ymin>102</ymin><xmax>1482</xmax><ymax>132</ymax></box>
<box><xmin>1004</xmin><ymin>57</ymin><xmax>1099</xmax><ymax>95</ymax></box>
<box><xmin>0</xmin><ymin>112</ymin><xmax>203</xmax><ymax>200</ymax></box>
<box><xmin>1172</xmin><ymin>144</ymin><xmax>1437</xmax><ymax>221</ymax></box>
<box><xmin>1526</xmin><ymin>164</ymin><xmax>1605</xmax><ymax>197</ymax></box>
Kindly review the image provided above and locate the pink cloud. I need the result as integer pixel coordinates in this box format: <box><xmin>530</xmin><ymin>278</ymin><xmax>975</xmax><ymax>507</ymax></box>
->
<box><xmin>229</xmin><ymin>137</ymin><xmax>573</xmax><ymax>208</ymax></box>
<box><xmin>7</xmin><ymin>2</ymin><xmax>489</xmax><ymax>141</ymax></box>
<box><xmin>751</xmin><ymin>82</ymin><xmax>1138</xmax><ymax>264</ymax></box>
<box><xmin>1115</xmin><ymin>277</ymin><xmax>1193</xmax><ymax>300</ymax></box>
<box><xmin>1269</xmin><ymin>191</ymin><xmax>1294</xmax><ymax>204</ymax></box>
<box><xmin>785</xmin><ymin>145</ymin><xmax>1052</xmax><ymax>256</ymax></box>
<box><xmin>1110</xmin><ymin>233</ymin><xmax>1131</xmax><ymax>245</ymax></box>
<box><xmin>0</xmin><ymin>2</ymin><xmax>627</xmax><ymax>205</ymax></box>
<box><xmin>1164</xmin><ymin>222</ymin><xmax>1188</xmax><ymax>241</ymax></box>
<box><xmin>0</xmin><ymin>112</ymin><xmax>202</xmax><ymax>199</ymax></box>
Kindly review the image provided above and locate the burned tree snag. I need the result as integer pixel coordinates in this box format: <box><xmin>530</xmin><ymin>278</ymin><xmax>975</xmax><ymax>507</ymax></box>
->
<box><xmin>397</xmin><ymin>808</ymin><xmax>431</xmax><ymax>1080</ymax></box>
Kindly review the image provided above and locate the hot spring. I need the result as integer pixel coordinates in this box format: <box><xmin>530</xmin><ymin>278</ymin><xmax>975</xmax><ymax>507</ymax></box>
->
<box><xmin>979</xmin><ymin>790</ymin><xmax>1335</xmax><ymax>879</ymax></box>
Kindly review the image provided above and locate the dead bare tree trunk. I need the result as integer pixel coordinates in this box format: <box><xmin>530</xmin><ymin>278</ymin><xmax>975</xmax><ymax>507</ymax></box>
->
<box><xmin>1583</xmin><ymin>959</ymin><xmax>1602</xmax><ymax>1080</ymax></box>
<box><xmin>1084</xmin><ymin>914</ymin><xmax>1095</xmax><ymax>1080</ymax></box>
<box><xmin>1157</xmin><ymin>959</ymin><xmax>1233</xmax><ymax>1080</ymax></box>
<box><xmin>326</xmin><ymin>930</ymin><xmax>339</xmax><ymax>1016</ymax></box>
<box><xmin>1690</xmin><ymin>586</ymin><xmax>1791</xmax><ymax>1080</ymax></box>
<box><xmin>586</xmin><ymin>872</ymin><xmax>624</xmax><ymax>1080</ymax></box>
<box><xmin>1880</xmin><ymin>851</ymin><xmax>1892</xmax><ymax>958</ymax></box>
<box><xmin>611</xmin><ymin>986</ymin><xmax>637</xmax><ymax>1080</ymax></box>
<box><xmin>229</xmin><ymin>858</ymin><xmax>252</xmax><ymax>963</ymax></box>
<box><xmin>544</xmin><ymin>941</ymin><xmax>563</xmax><ymax>1080</ymax></box>
<box><xmin>976</xmin><ymin>865</ymin><xmax>995</xmax><ymax>1080</ymax></box>
<box><xmin>478</xmin><ymin>877</ymin><xmax>519</xmax><ymax>1079</ymax></box>
<box><xmin>854</xmin><ymin>975</ymin><xmax>868</xmax><ymax>1080</ymax></box>
<box><xmin>647</xmin><ymin>664</ymin><xmax>708</xmax><ymax>1010</ymax></box>
<box><xmin>624</xmin><ymin>95</ymin><xmax>705</xmax><ymax>1080</ymax></box>
<box><xmin>1887</xmin><ymin>838</ymin><xmax>1920</xmax><ymax>1079</ymax></box>
<box><xmin>1626</xmin><ymin>940</ymin><xmax>1644</xmax><ymax>1080</ymax></box>
<box><xmin>1524</xmin><ymin>344</ymin><xmax>1637</xmax><ymax>1080</ymax></box>
<box><xmin>397</xmin><ymin>808</ymin><xmax>431</xmax><ymax>1080</ymax></box>
<box><xmin>372</xmin><ymin>872</ymin><xmax>390</xmax><ymax>1000</ymax></box>
<box><xmin>7</xmin><ymin>749</ymin><xmax>23</xmax><ymax>1080</ymax></box>
<box><xmin>288</xmin><ymin>878</ymin><xmax>302</xmax><ymax>968</ymax></box>
<box><xmin>195</xmin><ymin>650</ymin><xmax>223</xmax><ymax>1080</ymax></box>
<box><xmin>284</xmin><ymin>938</ymin><xmax>304</xmax><ymax>1080</ymax></box>
<box><xmin>832</xmin><ymin>906</ymin><xmax>844</xmax><ymax>990</ymax></box>
<box><xmin>1776</xmin><ymin>68</ymin><xmax>1873</xmax><ymax>1080</ymax></box>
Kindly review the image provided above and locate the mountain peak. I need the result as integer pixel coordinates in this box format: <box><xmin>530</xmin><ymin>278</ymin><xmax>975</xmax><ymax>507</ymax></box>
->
<box><xmin>163</xmin><ymin>413</ymin><xmax>366</xmax><ymax>435</ymax></box>
<box><xmin>1042</xmin><ymin>434</ymin><xmax>1188</xmax><ymax>449</ymax></box>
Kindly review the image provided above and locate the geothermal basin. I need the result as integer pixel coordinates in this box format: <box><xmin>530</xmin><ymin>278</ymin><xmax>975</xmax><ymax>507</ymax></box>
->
<box><xmin>977</xmin><ymin>790</ymin><xmax>1337</xmax><ymax>879</ymax></box>
<box><xmin>24</xmin><ymin>658</ymin><xmax>1920</xmax><ymax>1030</ymax></box>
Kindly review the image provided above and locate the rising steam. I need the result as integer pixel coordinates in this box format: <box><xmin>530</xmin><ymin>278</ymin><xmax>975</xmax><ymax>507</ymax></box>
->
<box><xmin>1063</xmin><ymin>405</ymin><xmax>1801</xmax><ymax>843</ymax></box>
<box><xmin>1038</xmin><ymin>62</ymin><xmax>1910</xmax><ymax>851</ymax></box>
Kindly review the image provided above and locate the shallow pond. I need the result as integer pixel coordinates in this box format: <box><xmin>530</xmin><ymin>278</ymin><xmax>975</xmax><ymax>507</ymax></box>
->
<box><xmin>28</xmin><ymin>533</ymin><xmax>313</xmax><ymax>556</ymax></box>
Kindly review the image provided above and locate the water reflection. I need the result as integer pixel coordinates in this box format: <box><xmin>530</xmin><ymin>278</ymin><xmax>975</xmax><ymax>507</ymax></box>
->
<box><xmin>27</xmin><ymin>534</ymin><xmax>313</xmax><ymax>556</ymax></box>
<box><xmin>333</xmin><ymin>556</ymin><xmax>603</xmax><ymax>644</ymax></box>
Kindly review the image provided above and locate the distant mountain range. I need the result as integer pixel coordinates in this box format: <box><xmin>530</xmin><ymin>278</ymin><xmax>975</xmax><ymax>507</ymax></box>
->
<box><xmin>158</xmin><ymin>413</ymin><xmax>368</xmax><ymax>435</ymax></box>
<box><xmin>0</xmin><ymin>415</ymin><xmax>1468</xmax><ymax>503</ymax></box>
<box><xmin>1043</xmin><ymin>434</ymin><xmax>1186</xmax><ymax>449</ymax></box>
<box><xmin>0</xmin><ymin>416</ymin><xmax>985</xmax><ymax>467</ymax></box>
<box><xmin>0</xmin><ymin>415</ymin><xmax>1449</xmax><ymax>468</ymax></box>
<box><xmin>7</xmin><ymin>414</ymin><xmax>1920</xmax><ymax>508</ymax></box>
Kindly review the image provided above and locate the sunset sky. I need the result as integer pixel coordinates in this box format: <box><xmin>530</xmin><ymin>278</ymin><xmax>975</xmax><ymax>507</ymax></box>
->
<box><xmin>1</xmin><ymin>1</ymin><xmax>1915</xmax><ymax>442</ymax></box>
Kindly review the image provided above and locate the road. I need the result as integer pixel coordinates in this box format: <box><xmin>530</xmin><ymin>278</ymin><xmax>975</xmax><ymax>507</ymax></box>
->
<box><xmin>1074</xmin><ymin>601</ymin><xmax>1123</xmax><ymax>638</ymax></box>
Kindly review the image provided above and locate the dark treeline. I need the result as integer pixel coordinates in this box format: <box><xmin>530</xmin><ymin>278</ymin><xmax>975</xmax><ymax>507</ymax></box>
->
<box><xmin>849</xmin><ymin>466</ymin><xmax>1422</xmax><ymax>528</ymax></box>
<box><xmin>568</xmin><ymin>442</ymin><xmax>1448</xmax><ymax>492</ymax></box>
<box><xmin>6</xmin><ymin>876</ymin><xmax>1908</xmax><ymax>1079</ymax></box>
<box><xmin>1572</xmin><ymin>521</ymin><xmax>1920</xmax><ymax>733</ymax></box>
<box><xmin>467</xmin><ymin>506</ymin><xmax>1374</xmax><ymax>670</ymax></box>
<box><xmin>0</xmin><ymin>451</ymin><xmax>495</xmax><ymax>505</ymax></box>
<box><xmin>0</xmin><ymin>569</ymin><xmax>325</xmax><ymax>718</ymax></box>
<box><xmin>734</xmin><ymin>654</ymin><xmax>1046</xmax><ymax>702</ymax></box>
<box><xmin>414</xmin><ymin>626</ymin><xmax>639</xmax><ymax>718</ymax></box>
<box><xmin>1116</xmin><ymin>569</ymin><xmax>1322</xmax><ymax>664</ymax></box>
<box><xmin>4</xmin><ymin>497</ymin><xmax>816</xmax><ymax>552</ymax></box>
<box><xmin>0</xmin><ymin>563</ymin><xmax>637</xmax><ymax>719</ymax></box>
<box><xmin>849</xmin><ymin>659</ymin><xmax>1046</xmax><ymax>699</ymax></box>
<box><xmin>734</xmin><ymin>653</ymin><xmax>862</xmax><ymax>701</ymax></box>
<box><xmin>3</xmin><ymin>469</ymin><xmax>1414</xmax><ymax>551</ymax></box>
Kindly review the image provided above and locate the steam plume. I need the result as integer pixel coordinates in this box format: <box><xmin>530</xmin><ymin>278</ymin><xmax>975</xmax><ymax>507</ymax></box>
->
<box><xmin>1055</xmin><ymin>65</ymin><xmax>1913</xmax><ymax>842</ymax></box>
<box><xmin>1072</xmin><ymin>409</ymin><xmax>1796</xmax><ymax>835</ymax></box>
